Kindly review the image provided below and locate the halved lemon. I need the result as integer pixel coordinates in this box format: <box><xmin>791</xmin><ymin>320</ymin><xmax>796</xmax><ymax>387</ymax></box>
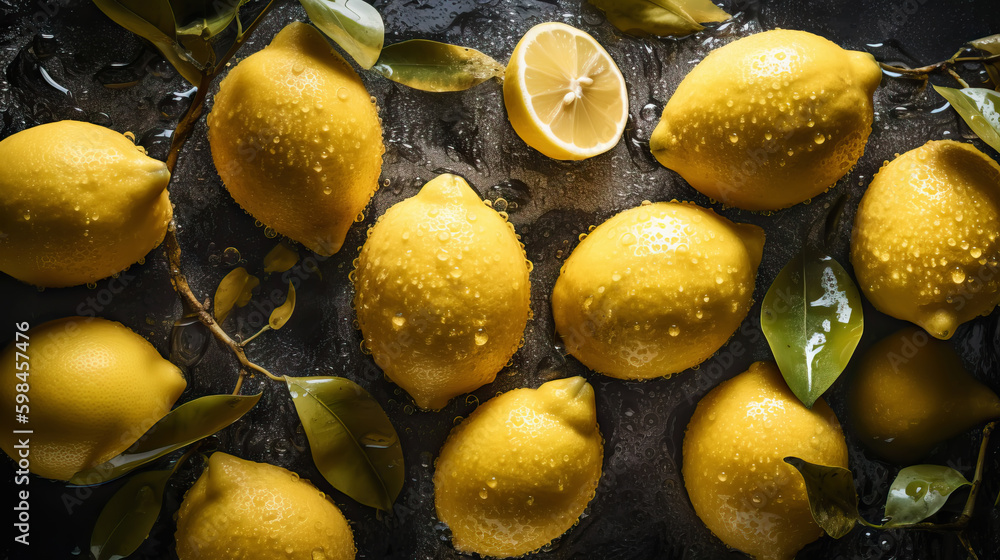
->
<box><xmin>504</xmin><ymin>22</ymin><xmax>629</xmax><ymax>161</ymax></box>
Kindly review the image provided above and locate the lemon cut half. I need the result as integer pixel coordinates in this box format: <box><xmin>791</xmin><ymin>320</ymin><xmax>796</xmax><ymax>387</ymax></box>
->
<box><xmin>504</xmin><ymin>22</ymin><xmax>628</xmax><ymax>161</ymax></box>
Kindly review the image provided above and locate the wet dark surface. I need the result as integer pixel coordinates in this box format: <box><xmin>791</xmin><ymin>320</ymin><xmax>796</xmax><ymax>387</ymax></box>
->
<box><xmin>0</xmin><ymin>0</ymin><xmax>999</xmax><ymax>559</ymax></box>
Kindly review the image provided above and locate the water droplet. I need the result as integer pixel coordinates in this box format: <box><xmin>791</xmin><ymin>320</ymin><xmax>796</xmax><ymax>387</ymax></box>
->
<box><xmin>668</xmin><ymin>326</ymin><xmax>680</xmax><ymax>337</ymax></box>
<box><xmin>392</xmin><ymin>314</ymin><xmax>406</xmax><ymax>328</ymax></box>
<box><xmin>728</xmin><ymin>133</ymin><xmax>739</xmax><ymax>143</ymax></box>
<box><xmin>479</xmin><ymin>488</ymin><xmax>488</xmax><ymax>499</ymax></box>
<box><xmin>486</xmin><ymin>477</ymin><xmax>498</xmax><ymax>489</ymax></box>
<box><xmin>718</xmin><ymin>472</ymin><xmax>728</xmax><ymax>482</ymax></box>
<box><xmin>813</xmin><ymin>133</ymin><xmax>826</xmax><ymax>144</ymax></box>
<box><xmin>952</xmin><ymin>270</ymin><xmax>966</xmax><ymax>284</ymax></box>
<box><xmin>475</xmin><ymin>331</ymin><xmax>489</xmax><ymax>346</ymax></box>
<box><xmin>337</xmin><ymin>87</ymin><xmax>348</xmax><ymax>100</ymax></box>
<box><xmin>222</xmin><ymin>247</ymin><xmax>240</xmax><ymax>265</ymax></box>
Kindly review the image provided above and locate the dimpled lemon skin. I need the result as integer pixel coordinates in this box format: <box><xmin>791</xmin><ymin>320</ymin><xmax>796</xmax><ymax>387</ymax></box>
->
<box><xmin>0</xmin><ymin>317</ymin><xmax>185</xmax><ymax>481</ymax></box>
<box><xmin>175</xmin><ymin>453</ymin><xmax>355</xmax><ymax>560</ymax></box>
<box><xmin>434</xmin><ymin>377</ymin><xmax>603</xmax><ymax>558</ymax></box>
<box><xmin>552</xmin><ymin>201</ymin><xmax>764</xmax><ymax>379</ymax></box>
<box><xmin>353</xmin><ymin>174</ymin><xmax>530</xmax><ymax>410</ymax></box>
<box><xmin>650</xmin><ymin>29</ymin><xmax>881</xmax><ymax>210</ymax></box>
<box><xmin>848</xmin><ymin>327</ymin><xmax>1000</xmax><ymax>464</ymax></box>
<box><xmin>683</xmin><ymin>362</ymin><xmax>849</xmax><ymax>560</ymax></box>
<box><xmin>0</xmin><ymin>120</ymin><xmax>172</xmax><ymax>287</ymax></box>
<box><xmin>851</xmin><ymin>140</ymin><xmax>1000</xmax><ymax>340</ymax></box>
<box><xmin>208</xmin><ymin>22</ymin><xmax>383</xmax><ymax>257</ymax></box>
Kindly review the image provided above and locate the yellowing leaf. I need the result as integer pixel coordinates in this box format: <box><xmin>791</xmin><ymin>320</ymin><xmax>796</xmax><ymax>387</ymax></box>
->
<box><xmin>214</xmin><ymin>267</ymin><xmax>259</xmax><ymax>324</ymax></box>
<box><xmin>374</xmin><ymin>40</ymin><xmax>504</xmax><ymax>92</ymax></box>
<box><xmin>784</xmin><ymin>457</ymin><xmax>860</xmax><ymax>538</ymax></box>
<box><xmin>934</xmin><ymin>86</ymin><xmax>1000</xmax><ymax>154</ymax></box>
<box><xmin>761</xmin><ymin>250</ymin><xmax>863</xmax><ymax>408</ymax></box>
<box><xmin>269</xmin><ymin>282</ymin><xmax>296</xmax><ymax>330</ymax></box>
<box><xmin>70</xmin><ymin>393</ymin><xmax>262</xmax><ymax>485</ymax></box>
<box><xmin>883</xmin><ymin>465</ymin><xmax>971</xmax><ymax>527</ymax></box>
<box><xmin>286</xmin><ymin>376</ymin><xmax>404</xmax><ymax>511</ymax></box>
<box><xmin>90</xmin><ymin>466</ymin><xmax>175</xmax><ymax>560</ymax></box>
<box><xmin>300</xmin><ymin>0</ymin><xmax>385</xmax><ymax>69</ymax></box>
<box><xmin>264</xmin><ymin>242</ymin><xmax>300</xmax><ymax>274</ymax></box>
<box><xmin>589</xmin><ymin>0</ymin><xmax>730</xmax><ymax>37</ymax></box>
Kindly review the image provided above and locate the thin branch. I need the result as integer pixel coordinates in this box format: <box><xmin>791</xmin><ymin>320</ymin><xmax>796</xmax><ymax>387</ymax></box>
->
<box><xmin>879</xmin><ymin>52</ymin><xmax>1000</xmax><ymax>83</ymax></box>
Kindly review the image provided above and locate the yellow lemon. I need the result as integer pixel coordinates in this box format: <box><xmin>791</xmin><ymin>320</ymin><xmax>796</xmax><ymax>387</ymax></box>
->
<box><xmin>353</xmin><ymin>174</ymin><xmax>531</xmax><ymax>410</ymax></box>
<box><xmin>851</xmin><ymin>140</ymin><xmax>1000</xmax><ymax>339</ymax></box>
<box><xmin>683</xmin><ymin>361</ymin><xmax>848</xmax><ymax>560</ymax></box>
<box><xmin>650</xmin><ymin>29</ymin><xmax>881</xmax><ymax>210</ymax></box>
<box><xmin>0</xmin><ymin>120</ymin><xmax>172</xmax><ymax>287</ymax></box>
<box><xmin>175</xmin><ymin>452</ymin><xmax>355</xmax><ymax>560</ymax></box>
<box><xmin>0</xmin><ymin>317</ymin><xmax>185</xmax><ymax>480</ymax></box>
<box><xmin>208</xmin><ymin>22</ymin><xmax>384</xmax><ymax>256</ymax></box>
<box><xmin>434</xmin><ymin>376</ymin><xmax>603</xmax><ymax>557</ymax></box>
<box><xmin>552</xmin><ymin>201</ymin><xmax>764</xmax><ymax>379</ymax></box>
<box><xmin>504</xmin><ymin>22</ymin><xmax>628</xmax><ymax>160</ymax></box>
<box><xmin>848</xmin><ymin>326</ymin><xmax>1000</xmax><ymax>464</ymax></box>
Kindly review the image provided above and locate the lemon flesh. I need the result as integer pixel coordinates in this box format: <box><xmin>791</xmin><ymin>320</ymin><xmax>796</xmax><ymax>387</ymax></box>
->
<box><xmin>434</xmin><ymin>376</ymin><xmax>603</xmax><ymax>558</ymax></box>
<box><xmin>0</xmin><ymin>317</ymin><xmax>185</xmax><ymax>480</ymax></box>
<box><xmin>552</xmin><ymin>201</ymin><xmax>764</xmax><ymax>379</ymax></box>
<box><xmin>848</xmin><ymin>327</ymin><xmax>1000</xmax><ymax>464</ymax></box>
<box><xmin>175</xmin><ymin>452</ymin><xmax>355</xmax><ymax>560</ymax></box>
<box><xmin>683</xmin><ymin>361</ymin><xmax>848</xmax><ymax>560</ymax></box>
<box><xmin>851</xmin><ymin>140</ymin><xmax>1000</xmax><ymax>339</ymax></box>
<box><xmin>650</xmin><ymin>29</ymin><xmax>881</xmax><ymax>210</ymax></box>
<box><xmin>504</xmin><ymin>22</ymin><xmax>628</xmax><ymax>161</ymax></box>
<box><xmin>208</xmin><ymin>21</ymin><xmax>384</xmax><ymax>256</ymax></box>
<box><xmin>0</xmin><ymin>120</ymin><xmax>172</xmax><ymax>287</ymax></box>
<box><xmin>353</xmin><ymin>174</ymin><xmax>530</xmax><ymax>410</ymax></box>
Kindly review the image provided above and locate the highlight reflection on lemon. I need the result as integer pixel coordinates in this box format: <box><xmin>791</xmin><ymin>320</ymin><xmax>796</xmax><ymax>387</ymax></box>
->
<box><xmin>552</xmin><ymin>201</ymin><xmax>764</xmax><ymax>379</ymax></box>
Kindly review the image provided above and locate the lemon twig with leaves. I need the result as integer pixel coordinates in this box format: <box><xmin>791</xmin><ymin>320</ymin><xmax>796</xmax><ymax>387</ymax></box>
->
<box><xmin>879</xmin><ymin>49</ymin><xmax>1000</xmax><ymax>87</ymax></box>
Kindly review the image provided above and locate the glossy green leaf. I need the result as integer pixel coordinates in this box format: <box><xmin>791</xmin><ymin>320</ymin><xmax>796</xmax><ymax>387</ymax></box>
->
<box><xmin>784</xmin><ymin>457</ymin><xmax>859</xmax><ymax>538</ymax></box>
<box><xmin>969</xmin><ymin>35</ymin><xmax>1000</xmax><ymax>89</ymax></box>
<box><xmin>91</xmin><ymin>0</ymin><xmax>203</xmax><ymax>85</ymax></box>
<box><xmin>269</xmin><ymin>282</ymin><xmax>296</xmax><ymax>330</ymax></box>
<box><xmin>286</xmin><ymin>376</ymin><xmax>404</xmax><ymax>511</ymax></box>
<box><xmin>300</xmin><ymin>0</ymin><xmax>385</xmax><ymax>69</ymax></box>
<box><xmin>214</xmin><ymin>267</ymin><xmax>259</xmax><ymax>324</ymax></box>
<box><xmin>935</xmin><ymin>86</ymin><xmax>1000</xmax><ymax>154</ymax></box>
<box><xmin>264</xmin><ymin>242</ymin><xmax>300</xmax><ymax>274</ymax></box>
<box><xmin>589</xmin><ymin>0</ymin><xmax>730</xmax><ymax>37</ymax></box>
<box><xmin>883</xmin><ymin>465</ymin><xmax>971</xmax><ymax>527</ymax></box>
<box><xmin>373</xmin><ymin>40</ymin><xmax>503</xmax><ymax>92</ymax></box>
<box><xmin>90</xmin><ymin>466</ymin><xmax>176</xmax><ymax>560</ymax></box>
<box><xmin>70</xmin><ymin>393</ymin><xmax>261</xmax><ymax>485</ymax></box>
<box><xmin>761</xmin><ymin>251</ymin><xmax>864</xmax><ymax>408</ymax></box>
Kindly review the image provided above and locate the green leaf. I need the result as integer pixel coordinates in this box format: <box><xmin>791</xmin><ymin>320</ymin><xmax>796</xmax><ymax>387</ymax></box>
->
<box><xmin>91</xmin><ymin>0</ymin><xmax>203</xmax><ymax>85</ymax></box>
<box><xmin>300</xmin><ymin>0</ymin><xmax>385</xmax><ymax>69</ymax></box>
<box><xmin>264</xmin><ymin>242</ymin><xmax>300</xmax><ymax>274</ymax></box>
<box><xmin>90</xmin><ymin>466</ymin><xmax>176</xmax><ymax>560</ymax></box>
<box><xmin>588</xmin><ymin>0</ymin><xmax>730</xmax><ymax>37</ymax></box>
<box><xmin>761</xmin><ymin>250</ymin><xmax>864</xmax><ymax>408</ymax></box>
<box><xmin>286</xmin><ymin>376</ymin><xmax>404</xmax><ymax>511</ymax></box>
<box><xmin>784</xmin><ymin>457</ymin><xmax>859</xmax><ymax>538</ymax></box>
<box><xmin>373</xmin><ymin>40</ymin><xmax>503</xmax><ymax>92</ymax></box>
<box><xmin>269</xmin><ymin>282</ymin><xmax>296</xmax><ymax>330</ymax></box>
<box><xmin>934</xmin><ymin>86</ymin><xmax>1000</xmax><ymax>154</ymax></box>
<box><xmin>969</xmin><ymin>35</ymin><xmax>1000</xmax><ymax>89</ymax></box>
<box><xmin>70</xmin><ymin>393</ymin><xmax>261</xmax><ymax>485</ymax></box>
<box><xmin>173</xmin><ymin>0</ymin><xmax>247</xmax><ymax>39</ymax></box>
<box><xmin>883</xmin><ymin>465</ymin><xmax>971</xmax><ymax>527</ymax></box>
<box><xmin>214</xmin><ymin>267</ymin><xmax>259</xmax><ymax>324</ymax></box>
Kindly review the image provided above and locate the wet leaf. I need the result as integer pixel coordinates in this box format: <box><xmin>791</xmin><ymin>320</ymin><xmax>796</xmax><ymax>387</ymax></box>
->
<box><xmin>300</xmin><ymin>0</ymin><xmax>385</xmax><ymax>69</ymax></box>
<box><xmin>589</xmin><ymin>0</ymin><xmax>730</xmax><ymax>37</ymax></box>
<box><xmin>269</xmin><ymin>282</ymin><xmax>296</xmax><ymax>330</ymax></box>
<box><xmin>173</xmin><ymin>0</ymin><xmax>247</xmax><ymax>40</ymax></box>
<box><xmin>373</xmin><ymin>40</ymin><xmax>503</xmax><ymax>92</ymax></box>
<box><xmin>883</xmin><ymin>465</ymin><xmax>971</xmax><ymax>527</ymax></box>
<box><xmin>70</xmin><ymin>393</ymin><xmax>261</xmax><ymax>485</ymax></box>
<box><xmin>92</xmin><ymin>0</ymin><xmax>202</xmax><ymax>84</ymax></box>
<box><xmin>214</xmin><ymin>267</ymin><xmax>259</xmax><ymax>324</ymax></box>
<box><xmin>264</xmin><ymin>243</ymin><xmax>300</xmax><ymax>274</ymax></box>
<box><xmin>90</xmin><ymin>466</ymin><xmax>176</xmax><ymax>560</ymax></box>
<box><xmin>761</xmin><ymin>250</ymin><xmax>864</xmax><ymax>408</ymax></box>
<box><xmin>969</xmin><ymin>35</ymin><xmax>1000</xmax><ymax>89</ymax></box>
<box><xmin>784</xmin><ymin>457</ymin><xmax>859</xmax><ymax>538</ymax></box>
<box><xmin>286</xmin><ymin>376</ymin><xmax>404</xmax><ymax>511</ymax></box>
<box><xmin>935</xmin><ymin>86</ymin><xmax>1000</xmax><ymax>154</ymax></box>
